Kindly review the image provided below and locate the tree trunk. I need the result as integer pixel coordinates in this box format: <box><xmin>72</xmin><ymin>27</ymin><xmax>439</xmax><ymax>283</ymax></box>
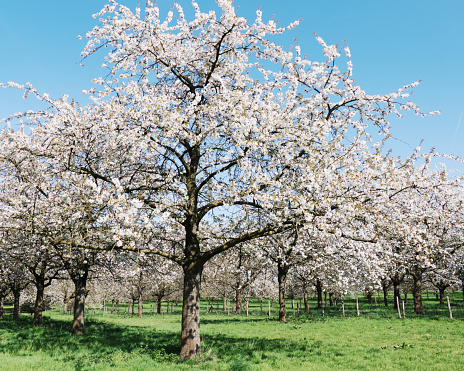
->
<box><xmin>235</xmin><ymin>289</ymin><xmax>242</xmax><ymax>314</ymax></box>
<box><xmin>72</xmin><ymin>273</ymin><xmax>88</xmax><ymax>335</ymax></box>
<box><xmin>316</xmin><ymin>279</ymin><xmax>323</xmax><ymax>309</ymax></box>
<box><xmin>392</xmin><ymin>278</ymin><xmax>401</xmax><ymax>309</ymax></box>
<box><xmin>412</xmin><ymin>267</ymin><xmax>425</xmax><ymax>315</ymax></box>
<box><xmin>223</xmin><ymin>296</ymin><xmax>227</xmax><ymax>312</ymax></box>
<box><xmin>138</xmin><ymin>293</ymin><xmax>143</xmax><ymax>318</ymax></box>
<box><xmin>277</xmin><ymin>260</ymin><xmax>288</xmax><ymax>322</ymax></box>
<box><xmin>304</xmin><ymin>291</ymin><xmax>309</xmax><ymax>313</ymax></box>
<box><xmin>434</xmin><ymin>280</ymin><xmax>450</xmax><ymax>305</ymax></box>
<box><xmin>0</xmin><ymin>295</ymin><xmax>4</xmax><ymax>319</ymax></box>
<box><xmin>329</xmin><ymin>292</ymin><xmax>334</xmax><ymax>306</ymax></box>
<box><xmin>13</xmin><ymin>289</ymin><xmax>20</xmax><ymax>320</ymax></box>
<box><xmin>157</xmin><ymin>297</ymin><xmax>162</xmax><ymax>314</ymax></box>
<box><xmin>33</xmin><ymin>282</ymin><xmax>45</xmax><ymax>326</ymax></box>
<box><xmin>180</xmin><ymin>262</ymin><xmax>203</xmax><ymax>360</ymax></box>
<box><xmin>111</xmin><ymin>299</ymin><xmax>115</xmax><ymax>314</ymax></box>
<box><xmin>383</xmin><ymin>286</ymin><xmax>388</xmax><ymax>306</ymax></box>
<box><xmin>462</xmin><ymin>279</ymin><xmax>464</xmax><ymax>302</ymax></box>
<box><xmin>367</xmin><ymin>292</ymin><xmax>373</xmax><ymax>306</ymax></box>
<box><xmin>439</xmin><ymin>287</ymin><xmax>445</xmax><ymax>305</ymax></box>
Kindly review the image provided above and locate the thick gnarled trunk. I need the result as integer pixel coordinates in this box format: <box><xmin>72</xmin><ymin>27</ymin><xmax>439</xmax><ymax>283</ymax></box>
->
<box><xmin>412</xmin><ymin>267</ymin><xmax>425</xmax><ymax>315</ymax></box>
<box><xmin>180</xmin><ymin>262</ymin><xmax>203</xmax><ymax>360</ymax></box>
<box><xmin>33</xmin><ymin>283</ymin><xmax>45</xmax><ymax>327</ymax></box>
<box><xmin>72</xmin><ymin>272</ymin><xmax>88</xmax><ymax>335</ymax></box>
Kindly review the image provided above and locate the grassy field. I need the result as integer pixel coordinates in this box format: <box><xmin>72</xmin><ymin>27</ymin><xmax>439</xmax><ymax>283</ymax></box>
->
<box><xmin>1</xmin><ymin>293</ymin><xmax>464</xmax><ymax>370</ymax></box>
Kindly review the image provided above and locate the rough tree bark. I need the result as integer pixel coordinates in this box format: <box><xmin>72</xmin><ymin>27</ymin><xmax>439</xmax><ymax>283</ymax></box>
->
<box><xmin>235</xmin><ymin>288</ymin><xmax>243</xmax><ymax>314</ymax></box>
<box><xmin>12</xmin><ymin>288</ymin><xmax>21</xmax><ymax>320</ymax></box>
<box><xmin>72</xmin><ymin>271</ymin><xmax>88</xmax><ymax>335</ymax></box>
<box><xmin>304</xmin><ymin>291</ymin><xmax>309</xmax><ymax>313</ymax></box>
<box><xmin>315</xmin><ymin>279</ymin><xmax>323</xmax><ymax>309</ymax></box>
<box><xmin>180</xmin><ymin>261</ymin><xmax>204</xmax><ymax>360</ymax></box>
<box><xmin>33</xmin><ymin>281</ymin><xmax>45</xmax><ymax>326</ymax></box>
<box><xmin>157</xmin><ymin>297</ymin><xmax>163</xmax><ymax>314</ymax></box>
<box><xmin>412</xmin><ymin>266</ymin><xmax>425</xmax><ymax>315</ymax></box>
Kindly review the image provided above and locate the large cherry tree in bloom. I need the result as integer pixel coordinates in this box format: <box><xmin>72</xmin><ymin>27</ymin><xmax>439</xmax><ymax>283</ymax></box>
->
<box><xmin>1</xmin><ymin>0</ymin><xmax>439</xmax><ymax>358</ymax></box>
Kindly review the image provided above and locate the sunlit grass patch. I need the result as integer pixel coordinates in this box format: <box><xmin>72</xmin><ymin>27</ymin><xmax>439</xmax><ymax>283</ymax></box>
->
<box><xmin>1</xmin><ymin>294</ymin><xmax>464</xmax><ymax>370</ymax></box>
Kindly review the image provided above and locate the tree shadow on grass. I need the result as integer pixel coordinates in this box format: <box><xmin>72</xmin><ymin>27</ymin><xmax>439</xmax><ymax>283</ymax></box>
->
<box><xmin>200</xmin><ymin>316</ymin><xmax>279</xmax><ymax>325</ymax></box>
<box><xmin>0</xmin><ymin>316</ymin><xmax>180</xmax><ymax>367</ymax></box>
<box><xmin>199</xmin><ymin>331</ymin><xmax>325</xmax><ymax>369</ymax></box>
<box><xmin>0</xmin><ymin>315</ymin><xmax>329</xmax><ymax>369</ymax></box>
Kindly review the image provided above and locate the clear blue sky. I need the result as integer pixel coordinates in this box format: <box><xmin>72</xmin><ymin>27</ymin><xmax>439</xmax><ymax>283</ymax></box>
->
<box><xmin>1</xmin><ymin>0</ymin><xmax>463</xmax><ymax>168</ymax></box>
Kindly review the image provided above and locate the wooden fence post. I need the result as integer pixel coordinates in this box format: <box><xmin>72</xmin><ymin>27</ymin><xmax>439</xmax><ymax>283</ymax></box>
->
<box><xmin>342</xmin><ymin>300</ymin><xmax>345</xmax><ymax>317</ymax></box>
<box><xmin>447</xmin><ymin>296</ymin><xmax>453</xmax><ymax>319</ymax></box>
<box><xmin>396</xmin><ymin>296</ymin><xmax>401</xmax><ymax>319</ymax></box>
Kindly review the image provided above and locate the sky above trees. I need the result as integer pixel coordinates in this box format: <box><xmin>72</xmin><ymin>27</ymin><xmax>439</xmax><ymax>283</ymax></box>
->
<box><xmin>1</xmin><ymin>0</ymin><xmax>463</xmax><ymax>167</ymax></box>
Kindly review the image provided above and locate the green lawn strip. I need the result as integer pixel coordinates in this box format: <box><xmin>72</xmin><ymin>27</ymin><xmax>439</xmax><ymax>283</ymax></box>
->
<box><xmin>0</xmin><ymin>294</ymin><xmax>463</xmax><ymax>370</ymax></box>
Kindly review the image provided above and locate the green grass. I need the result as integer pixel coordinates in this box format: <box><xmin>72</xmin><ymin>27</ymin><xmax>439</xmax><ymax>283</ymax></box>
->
<box><xmin>1</xmin><ymin>293</ymin><xmax>464</xmax><ymax>370</ymax></box>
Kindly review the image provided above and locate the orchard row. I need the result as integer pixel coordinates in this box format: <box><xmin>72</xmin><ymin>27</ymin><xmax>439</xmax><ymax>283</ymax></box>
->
<box><xmin>1</xmin><ymin>0</ymin><xmax>462</xmax><ymax>359</ymax></box>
